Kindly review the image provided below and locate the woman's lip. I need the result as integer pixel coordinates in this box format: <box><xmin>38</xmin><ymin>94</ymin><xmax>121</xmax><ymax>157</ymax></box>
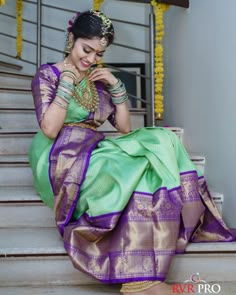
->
<box><xmin>80</xmin><ymin>59</ymin><xmax>91</xmax><ymax>68</ymax></box>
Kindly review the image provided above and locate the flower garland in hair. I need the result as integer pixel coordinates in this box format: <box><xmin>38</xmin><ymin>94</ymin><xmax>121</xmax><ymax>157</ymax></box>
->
<box><xmin>93</xmin><ymin>0</ymin><xmax>104</xmax><ymax>11</ymax></box>
<box><xmin>16</xmin><ymin>0</ymin><xmax>23</xmax><ymax>59</ymax></box>
<box><xmin>64</xmin><ymin>12</ymin><xmax>81</xmax><ymax>57</ymax></box>
<box><xmin>0</xmin><ymin>0</ymin><xmax>6</xmax><ymax>6</ymax></box>
<box><xmin>151</xmin><ymin>1</ymin><xmax>169</xmax><ymax>120</ymax></box>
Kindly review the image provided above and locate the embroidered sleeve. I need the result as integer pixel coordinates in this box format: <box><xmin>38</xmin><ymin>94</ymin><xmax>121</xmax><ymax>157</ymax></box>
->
<box><xmin>31</xmin><ymin>64</ymin><xmax>59</xmax><ymax>126</ymax></box>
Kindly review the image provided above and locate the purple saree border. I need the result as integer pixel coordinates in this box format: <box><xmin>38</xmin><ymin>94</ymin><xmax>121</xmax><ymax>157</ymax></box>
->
<box><xmin>64</xmin><ymin>241</ymin><xmax>169</xmax><ymax>284</ymax></box>
<box><xmin>85</xmin><ymin>170</ymin><xmax>202</xmax><ymax>222</ymax></box>
<box><xmin>99</xmin><ymin>276</ymin><xmax>166</xmax><ymax>284</ymax></box>
<box><xmin>65</xmin><ymin>81</ymin><xmax>110</xmax><ymax>223</ymax></box>
<box><xmin>48</xmin><ymin>80</ymin><xmax>107</xmax><ymax>233</ymax></box>
<box><xmin>66</xmin><ymin>130</ymin><xmax>104</xmax><ymax>225</ymax></box>
<box><xmin>47</xmin><ymin>65</ymin><xmax>60</xmax><ymax>190</ymax></box>
<box><xmin>180</xmin><ymin>170</ymin><xmax>198</xmax><ymax>176</ymax></box>
<box><xmin>62</xmin><ymin>165</ymin><xmax>236</xmax><ymax>283</ymax></box>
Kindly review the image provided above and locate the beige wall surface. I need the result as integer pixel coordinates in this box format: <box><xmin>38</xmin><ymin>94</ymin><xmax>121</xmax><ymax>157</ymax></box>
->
<box><xmin>164</xmin><ymin>0</ymin><xmax>236</xmax><ymax>227</ymax></box>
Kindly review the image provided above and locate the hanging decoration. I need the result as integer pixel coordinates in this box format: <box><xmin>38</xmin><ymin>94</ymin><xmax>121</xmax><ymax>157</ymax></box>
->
<box><xmin>16</xmin><ymin>0</ymin><xmax>23</xmax><ymax>59</ymax></box>
<box><xmin>151</xmin><ymin>1</ymin><xmax>169</xmax><ymax>120</ymax></box>
<box><xmin>93</xmin><ymin>0</ymin><xmax>105</xmax><ymax>68</ymax></box>
<box><xmin>0</xmin><ymin>0</ymin><xmax>5</xmax><ymax>6</ymax></box>
<box><xmin>93</xmin><ymin>0</ymin><xmax>104</xmax><ymax>11</ymax></box>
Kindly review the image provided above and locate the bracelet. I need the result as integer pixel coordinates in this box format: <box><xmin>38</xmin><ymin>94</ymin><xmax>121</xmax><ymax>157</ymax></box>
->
<box><xmin>61</xmin><ymin>71</ymin><xmax>77</xmax><ymax>84</ymax></box>
<box><xmin>61</xmin><ymin>70</ymin><xmax>77</xmax><ymax>77</ymax></box>
<box><xmin>56</xmin><ymin>88</ymin><xmax>73</xmax><ymax>103</ymax></box>
<box><xmin>107</xmin><ymin>79</ymin><xmax>123</xmax><ymax>92</ymax></box>
<box><xmin>107</xmin><ymin>79</ymin><xmax>128</xmax><ymax>100</ymax></box>
<box><xmin>52</xmin><ymin>99</ymin><xmax>68</xmax><ymax>110</ymax></box>
<box><xmin>59</xmin><ymin>79</ymin><xmax>75</xmax><ymax>93</ymax></box>
<box><xmin>111</xmin><ymin>93</ymin><xmax>128</xmax><ymax>105</ymax></box>
<box><xmin>111</xmin><ymin>90</ymin><xmax>127</xmax><ymax>98</ymax></box>
<box><xmin>60</xmin><ymin>74</ymin><xmax>76</xmax><ymax>85</ymax></box>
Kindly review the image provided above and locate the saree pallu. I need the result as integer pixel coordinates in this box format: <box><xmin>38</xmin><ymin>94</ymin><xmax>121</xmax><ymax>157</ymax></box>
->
<box><xmin>29</xmin><ymin>64</ymin><xmax>235</xmax><ymax>285</ymax></box>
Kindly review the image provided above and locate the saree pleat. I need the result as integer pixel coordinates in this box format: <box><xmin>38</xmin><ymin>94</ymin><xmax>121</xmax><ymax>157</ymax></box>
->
<box><xmin>29</xmin><ymin>64</ymin><xmax>235</xmax><ymax>285</ymax></box>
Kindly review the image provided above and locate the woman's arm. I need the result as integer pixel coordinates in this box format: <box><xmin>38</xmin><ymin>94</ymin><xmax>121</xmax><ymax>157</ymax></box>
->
<box><xmin>88</xmin><ymin>67</ymin><xmax>131</xmax><ymax>134</ymax></box>
<box><xmin>114</xmin><ymin>102</ymin><xmax>131</xmax><ymax>134</ymax></box>
<box><xmin>40</xmin><ymin>74</ymin><xmax>75</xmax><ymax>139</ymax></box>
<box><xmin>34</xmin><ymin>65</ymin><xmax>79</xmax><ymax>139</ymax></box>
<box><xmin>40</xmin><ymin>96</ymin><xmax>68</xmax><ymax>139</ymax></box>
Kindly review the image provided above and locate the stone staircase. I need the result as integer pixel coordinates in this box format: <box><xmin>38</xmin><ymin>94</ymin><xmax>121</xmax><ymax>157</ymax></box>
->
<box><xmin>1</xmin><ymin>69</ymin><xmax>236</xmax><ymax>295</ymax></box>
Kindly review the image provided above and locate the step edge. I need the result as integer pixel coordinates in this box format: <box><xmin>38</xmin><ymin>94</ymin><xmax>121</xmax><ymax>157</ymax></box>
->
<box><xmin>1</xmin><ymin>246</ymin><xmax>236</xmax><ymax>258</ymax></box>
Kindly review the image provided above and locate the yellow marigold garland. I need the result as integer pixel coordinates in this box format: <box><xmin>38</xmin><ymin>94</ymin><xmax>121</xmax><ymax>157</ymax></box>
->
<box><xmin>16</xmin><ymin>0</ymin><xmax>23</xmax><ymax>59</ymax></box>
<box><xmin>0</xmin><ymin>0</ymin><xmax>6</xmax><ymax>6</ymax></box>
<box><xmin>151</xmin><ymin>1</ymin><xmax>169</xmax><ymax>120</ymax></box>
<box><xmin>93</xmin><ymin>0</ymin><xmax>105</xmax><ymax>67</ymax></box>
<box><xmin>93</xmin><ymin>0</ymin><xmax>104</xmax><ymax>11</ymax></box>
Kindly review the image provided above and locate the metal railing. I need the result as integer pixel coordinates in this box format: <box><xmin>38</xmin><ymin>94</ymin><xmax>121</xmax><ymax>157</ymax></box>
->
<box><xmin>0</xmin><ymin>0</ymin><xmax>156</xmax><ymax>125</ymax></box>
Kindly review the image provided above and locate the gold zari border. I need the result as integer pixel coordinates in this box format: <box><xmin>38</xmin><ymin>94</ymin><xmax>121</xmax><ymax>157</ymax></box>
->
<box><xmin>64</xmin><ymin>122</ymin><xmax>97</xmax><ymax>131</ymax></box>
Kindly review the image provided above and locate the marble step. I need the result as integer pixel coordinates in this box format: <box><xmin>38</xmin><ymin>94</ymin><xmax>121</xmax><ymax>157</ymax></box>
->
<box><xmin>0</xmin><ymin>187</ymin><xmax>224</xmax><ymax>228</ymax></box>
<box><xmin>0</xmin><ymin>203</ymin><xmax>55</xmax><ymax>228</ymax></box>
<box><xmin>0</xmin><ymin>285</ymin><xmax>120</xmax><ymax>295</ymax></box>
<box><xmin>1</xmin><ymin>284</ymin><xmax>235</xmax><ymax>295</ymax></box>
<box><xmin>0</xmin><ymin>127</ymin><xmax>184</xmax><ymax>156</ymax></box>
<box><xmin>0</xmin><ymin>109</ymin><xmax>146</xmax><ymax>131</ymax></box>
<box><xmin>0</xmin><ymin>71</ymin><xmax>33</xmax><ymax>89</ymax></box>
<box><xmin>0</xmin><ymin>73</ymin><xmax>147</xmax><ymax>111</ymax></box>
<box><xmin>0</xmin><ymin>228</ymin><xmax>235</xmax><ymax>286</ymax></box>
<box><xmin>0</xmin><ymin>132</ymin><xmax>35</xmax><ymax>156</ymax></box>
<box><xmin>0</xmin><ymin>130</ymin><xmax>123</xmax><ymax>156</ymax></box>
<box><xmin>0</xmin><ymin>88</ymin><xmax>148</xmax><ymax>111</ymax></box>
<box><xmin>0</xmin><ymin>185</ymin><xmax>223</xmax><ymax>213</ymax></box>
<box><xmin>0</xmin><ymin>88</ymin><xmax>34</xmax><ymax>109</ymax></box>
<box><xmin>0</xmin><ymin>61</ymin><xmax>23</xmax><ymax>71</ymax></box>
<box><xmin>2</xmin><ymin>128</ymin><xmax>170</xmax><ymax>156</ymax></box>
<box><xmin>2</xmin><ymin>226</ymin><xmax>236</xmax><ymax>256</ymax></box>
<box><xmin>0</xmin><ymin>185</ymin><xmax>223</xmax><ymax>218</ymax></box>
<box><xmin>0</xmin><ymin>186</ymin><xmax>39</xmax><ymax>202</ymax></box>
<box><xmin>0</xmin><ymin>152</ymin><xmax>205</xmax><ymax>186</ymax></box>
<box><xmin>0</xmin><ymin>157</ymin><xmax>204</xmax><ymax>187</ymax></box>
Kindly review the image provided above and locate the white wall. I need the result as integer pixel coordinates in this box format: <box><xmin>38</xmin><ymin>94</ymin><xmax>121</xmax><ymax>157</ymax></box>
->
<box><xmin>164</xmin><ymin>0</ymin><xmax>236</xmax><ymax>227</ymax></box>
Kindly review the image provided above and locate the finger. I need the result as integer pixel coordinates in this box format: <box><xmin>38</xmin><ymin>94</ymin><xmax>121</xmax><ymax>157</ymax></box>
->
<box><xmin>89</xmin><ymin>72</ymin><xmax>105</xmax><ymax>81</ymax></box>
<box><xmin>89</xmin><ymin>69</ymin><xmax>106</xmax><ymax>79</ymax></box>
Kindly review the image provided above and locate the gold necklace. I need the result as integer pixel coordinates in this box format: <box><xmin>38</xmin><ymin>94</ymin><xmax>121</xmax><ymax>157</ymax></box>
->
<box><xmin>73</xmin><ymin>77</ymin><xmax>99</xmax><ymax>112</ymax></box>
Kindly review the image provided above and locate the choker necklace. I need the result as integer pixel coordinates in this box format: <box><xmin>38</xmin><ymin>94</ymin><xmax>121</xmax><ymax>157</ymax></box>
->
<box><xmin>73</xmin><ymin>77</ymin><xmax>99</xmax><ymax>112</ymax></box>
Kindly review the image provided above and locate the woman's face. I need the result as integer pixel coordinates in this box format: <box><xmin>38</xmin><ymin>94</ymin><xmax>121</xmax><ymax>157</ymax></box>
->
<box><xmin>68</xmin><ymin>36</ymin><xmax>106</xmax><ymax>73</ymax></box>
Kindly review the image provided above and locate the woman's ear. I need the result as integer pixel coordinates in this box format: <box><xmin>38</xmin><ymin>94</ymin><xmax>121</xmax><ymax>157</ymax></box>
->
<box><xmin>68</xmin><ymin>32</ymin><xmax>74</xmax><ymax>46</ymax></box>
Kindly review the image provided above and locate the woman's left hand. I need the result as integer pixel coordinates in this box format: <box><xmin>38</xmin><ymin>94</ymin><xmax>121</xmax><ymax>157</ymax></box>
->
<box><xmin>88</xmin><ymin>66</ymin><xmax>118</xmax><ymax>86</ymax></box>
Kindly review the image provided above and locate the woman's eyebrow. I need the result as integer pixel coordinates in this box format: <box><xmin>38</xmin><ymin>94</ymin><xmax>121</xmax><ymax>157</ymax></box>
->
<box><xmin>83</xmin><ymin>43</ymin><xmax>106</xmax><ymax>53</ymax></box>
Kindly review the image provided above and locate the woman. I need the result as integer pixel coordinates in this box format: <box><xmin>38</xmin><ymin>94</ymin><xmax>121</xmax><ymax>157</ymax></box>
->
<box><xmin>29</xmin><ymin>10</ymin><xmax>235</xmax><ymax>295</ymax></box>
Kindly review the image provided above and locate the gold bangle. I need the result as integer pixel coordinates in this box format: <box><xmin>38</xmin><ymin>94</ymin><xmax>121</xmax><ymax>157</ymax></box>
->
<box><xmin>52</xmin><ymin>99</ymin><xmax>68</xmax><ymax>110</ymax></box>
<box><xmin>60</xmin><ymin>73</ymin><xmax>77</xmax><ymax>84</ymax></box>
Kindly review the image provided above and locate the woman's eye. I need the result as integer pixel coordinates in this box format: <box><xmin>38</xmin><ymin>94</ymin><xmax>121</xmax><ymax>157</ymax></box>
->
<box><xmin>83</xmin><ymin>48</ymin><xmax>91</xmax><ymax>54</ymax></box>
<box><xmin>96</xmin><ymin>53</ymin><xmax>104</xmax><ymax>58</ymax></box>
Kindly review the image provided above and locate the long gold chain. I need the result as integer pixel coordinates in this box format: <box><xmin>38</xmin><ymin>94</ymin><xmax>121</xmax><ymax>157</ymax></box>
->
<box><xmin>73</xmin><ymin>78</ymin><xmax>99</xmax><ymax>112</ymax></box>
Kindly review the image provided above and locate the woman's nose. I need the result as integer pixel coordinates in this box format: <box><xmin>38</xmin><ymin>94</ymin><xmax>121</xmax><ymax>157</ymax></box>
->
<box><xmin>87</xmin><ymin>52</ymin><xmax>96</xmax><ymax>64</ymax></box>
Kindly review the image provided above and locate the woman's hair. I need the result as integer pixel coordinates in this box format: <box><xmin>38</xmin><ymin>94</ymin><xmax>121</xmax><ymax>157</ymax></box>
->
<box><xmin>68</xmin><ymin>10</ymin><xmax>115</xmax><ymax>46</ymax></box>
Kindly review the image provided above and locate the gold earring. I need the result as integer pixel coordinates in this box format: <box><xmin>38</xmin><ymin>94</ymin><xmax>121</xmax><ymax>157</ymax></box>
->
<box><xmin>65</xmin><ymin>42</ymin><xmax>72</xmax><ymax>54</ymax></box>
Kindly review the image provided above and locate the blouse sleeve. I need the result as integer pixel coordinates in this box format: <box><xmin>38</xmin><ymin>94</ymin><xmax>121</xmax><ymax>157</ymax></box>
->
<box><xmin>31</xmin><ymin>64</ymin><xmax>59</xmax><ymax>126</ymax></box>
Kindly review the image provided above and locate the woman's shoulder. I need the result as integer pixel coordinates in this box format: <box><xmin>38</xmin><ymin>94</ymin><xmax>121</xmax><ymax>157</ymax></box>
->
<box><xmin>33</xmin><ymin>63</ymin><xmax>61</xmax><ymax>83</ymax></box>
